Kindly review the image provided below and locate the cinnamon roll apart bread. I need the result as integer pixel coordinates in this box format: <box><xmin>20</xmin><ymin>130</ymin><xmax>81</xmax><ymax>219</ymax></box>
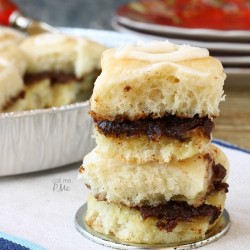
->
<box><xmin>0</xmin><ymin>27</ymin><xmax>106</xmax><ymax>112</ymax></box>
<box><xmin>20</xmin><ymin>33</ymin><xmax>106</xmax><ymax>109</ymax></box>
<box><xmin>79</xmin><ymin>41</ymin><xmax>229</xmax><ymax>245</ymax></box>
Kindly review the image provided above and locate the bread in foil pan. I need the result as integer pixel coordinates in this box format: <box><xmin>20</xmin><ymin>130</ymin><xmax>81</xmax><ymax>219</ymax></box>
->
<box><xmin>0</xmin><ymin>102</ymin><xmax>95</xmax><ymax>176</ymax></box>
<box><xmin>0</xmin><ymin>28</ymin><xmax>142</xmax><ymax>176</ymax></box>
<box><xmin>0</xmin><ymin>28</ymin><xmax>108</xmax><ymax>176</ymax></box>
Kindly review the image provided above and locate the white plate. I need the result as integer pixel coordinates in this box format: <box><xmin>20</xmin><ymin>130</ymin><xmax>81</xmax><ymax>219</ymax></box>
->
<box><xmin>113</xmin><ymin>21</ymin><xmax>250</xmax><ymax>54</ymax></box>
<box><xmin>115</xmin><ymin>14</ymin><xmax>250</xmax><ymax>42</ymax></box>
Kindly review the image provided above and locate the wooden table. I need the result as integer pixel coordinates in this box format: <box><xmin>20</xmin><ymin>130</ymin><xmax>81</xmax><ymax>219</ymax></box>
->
<box><xmin>214</xmin><ymin>80</ymin><xmax>250</xmax><ymax>150</ymax></box>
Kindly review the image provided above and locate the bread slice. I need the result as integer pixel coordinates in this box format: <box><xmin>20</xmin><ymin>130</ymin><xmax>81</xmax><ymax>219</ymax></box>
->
<box><xmin>85</xmin><ymin>190</ymin><xmax>226</xmax><ymax>244</ymax></box>
<box><xmin>90</xmin><ymin>47</ymin><xmax>225</xmax><ymax>121</ymax></box>
<box><xmin>94</xmin><ymin>126</ymin><xmax>210</xmax><ymax>163</ymax></box>
<box><xmin>19</xmin><ymin>33</ymin><xmax>106</xmax><ymax>108</ymax></box>
<box><xmin>20</xmin><ymin>33</ymin><xmax>106</xmax><ymax>78</ymax></box>
<box><xmin>79</xmin><ymin>144</ymin><xmax>228</xmax><ymax>207</ymax></box>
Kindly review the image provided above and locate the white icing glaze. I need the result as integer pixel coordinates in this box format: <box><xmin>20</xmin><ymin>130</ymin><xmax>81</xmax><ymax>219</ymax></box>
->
<box><xmin>115</xmin><ymin>41</ymin><xmax>209</xmax><ymax>62</ymax></box>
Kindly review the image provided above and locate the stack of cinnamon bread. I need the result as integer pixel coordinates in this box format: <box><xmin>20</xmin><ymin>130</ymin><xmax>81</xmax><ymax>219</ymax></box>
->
<box><xmin>79</xmin><ymin>41</ymin><xmax>229</xmax><ymax>245</ymax></box>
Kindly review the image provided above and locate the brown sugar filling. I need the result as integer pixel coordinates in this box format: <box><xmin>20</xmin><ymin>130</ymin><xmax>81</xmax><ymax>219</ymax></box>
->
<box><xmin>24</xmin><ymin>69</ymin><xmax>101</xmax><ymax>86</ymax></box>
<box><xmin>209</xmin><ymin>162</ymin><xmax>229</xmax><ymax>194</ymax></box>
<box><xmin>24</xmin><ymin>72</ymin><xmax>83</xmax><ymax>85</ymax></box>
<box><xmin>138</xmin><ymin>200</ymin><xmax>221</xmax><ymax>232</ymax></box>
<box><xmin>2</xmin><ymin>90</ymin><xmax>25</xmax><ymax>111</ymax></box>
<box><xmin>95</xmin><ymin>114</ymin><xmax>214</xmax><ymax>141</ymax></box>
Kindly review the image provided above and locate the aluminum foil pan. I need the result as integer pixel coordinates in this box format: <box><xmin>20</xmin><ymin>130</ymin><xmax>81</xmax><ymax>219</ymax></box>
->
<box><xmin>0</xmin><ymin>102</ymin><xmax>95</xmax><ymax>176</ymax></box>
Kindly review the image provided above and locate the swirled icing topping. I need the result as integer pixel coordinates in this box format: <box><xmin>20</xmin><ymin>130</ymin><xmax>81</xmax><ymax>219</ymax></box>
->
<box><xmin>115</xmin><ymin>41</ymin><xmax>209</xmax><ymax>62</ymax></box>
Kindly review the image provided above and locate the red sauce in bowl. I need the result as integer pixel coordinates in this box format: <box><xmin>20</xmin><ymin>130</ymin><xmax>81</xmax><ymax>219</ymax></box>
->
<box><xmin>117</xmin><ymin>0</ymin><xmax>250</xmax><ymax>30</ymax></box>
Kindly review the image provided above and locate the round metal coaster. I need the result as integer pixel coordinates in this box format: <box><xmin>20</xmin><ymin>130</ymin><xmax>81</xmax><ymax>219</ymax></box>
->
<box><xmin>75</xmin><ymin>203</ymin><xmax>230</xmax><ymax>250</ymax></box>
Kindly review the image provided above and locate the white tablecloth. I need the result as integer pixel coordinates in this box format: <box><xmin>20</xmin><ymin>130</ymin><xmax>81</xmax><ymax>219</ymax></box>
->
<box><xmin>0</xmin><ymin>143</ymin><xmax>250</xmax><ymax>250</ymax></box>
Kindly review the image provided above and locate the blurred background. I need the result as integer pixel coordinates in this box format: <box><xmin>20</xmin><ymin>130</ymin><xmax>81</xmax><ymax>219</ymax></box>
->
<box><xmin>11</xmin><ymin>0</ymin><xmax>130</xmax><ymax>30</ymax></box>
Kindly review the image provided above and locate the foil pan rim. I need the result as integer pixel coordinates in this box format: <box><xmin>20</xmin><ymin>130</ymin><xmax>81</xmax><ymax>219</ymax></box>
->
<box><xmin>0</xmin><ymin>100</ymin><xmax>95</xmax><ymax>176</ymax></box>
<box><xmin>0</xmin><ymin>101</ymin><xmax>89</xmax><ymax>119</ymax></box>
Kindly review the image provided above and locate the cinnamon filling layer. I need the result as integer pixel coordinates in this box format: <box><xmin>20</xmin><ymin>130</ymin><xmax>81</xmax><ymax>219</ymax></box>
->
<box><xmin>24</xmin><ymin>72</ymin><xmax>83</xmax><ymax>85</ymax></box>
<box><xmin>138</xmin><ymin>201</ymin><xmax>221</xmax><ymax>232</ymax></box>
<box><xmin>3</xmin><ymin>90</ymin><xmax>25</xmax><ymax>111</ymax></box>
<box><xmin>24</xmin><ymin>70</ymin><xmax>101</xmax><ymax>86</ymax></box>
<box><xmin>209</xmin><ymin>162</ymin><xmax>229</xmax><ymax>194</ymax></box>
<box><xmin>95</xmin><ymin>115</ymin><xmax>214</xmax><ymax>141</ymax></box>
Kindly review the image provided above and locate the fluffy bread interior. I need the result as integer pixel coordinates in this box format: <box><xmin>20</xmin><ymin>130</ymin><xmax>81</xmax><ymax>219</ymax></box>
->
<box><xmin>79</xmin><ymin>144</ymin><xmax>228</xmax><ymax>207</ymax></box>
<box><xmin>22</xmin><ymin>70</ymin><xmax>99</xmax><ymax>109</ymax></box>
<box><xmin>94</xmin><ymin>127</ymin><xmax>210</xmax><ymax>163</ymax></box>
<box><xmin>22</xmin><ymin>79</ymin><xmax>52</xmax><ymax>110</ymax></box>
<box><xmin>90</xmin><ymin>49</ymin><xmax>225</xmax><ymax>121</ymax></box>
<box><xmin>20</xmin><ymin>33</ymin><xmax>106</xmax><ymax>78</ymax></box>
